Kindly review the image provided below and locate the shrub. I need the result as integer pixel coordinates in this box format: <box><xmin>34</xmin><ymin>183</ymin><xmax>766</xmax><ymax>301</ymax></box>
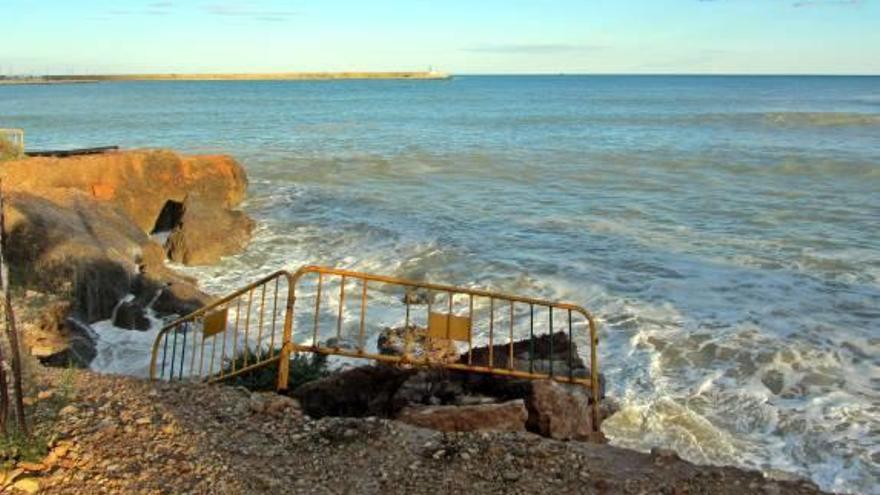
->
<box><xmin>221</xmin><ymin>347</ymin><xmax>329</xmax><ymax>392</ymax></box>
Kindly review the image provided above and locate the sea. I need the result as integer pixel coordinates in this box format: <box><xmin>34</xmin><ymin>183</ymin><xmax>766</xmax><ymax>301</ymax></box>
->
<box><xmin>1</xmin><ymin>75</ymin><xmax>878</xmax><ymax>493</ymax></box>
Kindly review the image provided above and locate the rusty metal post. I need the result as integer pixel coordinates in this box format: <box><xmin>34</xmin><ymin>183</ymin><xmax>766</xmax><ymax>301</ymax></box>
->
<box><xmin>276</xmin><ymin>274</ymin><xmax>297</xmax><ymax>391</ymax></box>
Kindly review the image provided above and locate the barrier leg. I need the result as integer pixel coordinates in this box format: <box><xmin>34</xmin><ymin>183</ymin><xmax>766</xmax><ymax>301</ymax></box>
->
<box><xmin>276</xmin><ymin>290</ymin><xmax>296</xmax><ymax>392</ymax></box>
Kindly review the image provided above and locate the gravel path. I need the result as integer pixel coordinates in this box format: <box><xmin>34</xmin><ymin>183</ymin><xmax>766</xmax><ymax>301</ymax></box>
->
<box><xmin>12</xmin><ymin>368</ymin><xmax>825</xmax><ymax>494</ymax></box>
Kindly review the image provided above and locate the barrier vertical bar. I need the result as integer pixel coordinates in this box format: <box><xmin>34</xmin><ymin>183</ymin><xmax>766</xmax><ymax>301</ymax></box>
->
<box><xmin>313</xmin><ymin>272</ymin><xmax>323</xmax><ymax>348</ymax></box>
<box><xmin>269</xmin><ymin>277</ymin><xmax>279</xmax><ymax>358</ymax></box>
<box><xmin>508</xmin><ymin>301</ymin><xmax>514</xmax><ymax>370</ymax></box>
<box><xmin>548</xmin><ymin>307</ymin><xmax>554</xmax><ymax>377</ymax></box>
<box><xmin>358</xmin><ymin>279</ymin><xmax>367</xmax><ymax>353</ymax></box>
<box><xmin>529</xmin><ymin>304</ymin><xmax>534</xmax><ymax>374</ymax></box>
<box><xmin>230</xmin><ymin>298</ymin><xmax>242</xmax><ymax>374</ymax></box>
<box><xmin>568</xmin><ymin>309</ymin><xmax>573</xmax><ymax>381</ymax></box>
<box><xmin>208</xmin><ymin>327</ymin><xmax>218</xmax><ymax>377</ymax></box>
<box><xmin>242</xmin><ymin>289</ymin><xmax>254</xmax><ymax>367</ymax></box>
<box><xmin>446</xmin><ymin>292</ymin><xmax>453</xmax><ymax>340</ymax></box>
<box><xmin>467</xmin><ymin>295</ymin><xmax>474</xmax><ymax>365</ymax></box>
<box><xmin>179</xmin><ymin>324</ymin><xmax>187</xmax><ymax>380</ymax></box>
<box><xmin>336</xmin><ymin>276</ymin><xmax>346</xmax><ymax>346</ymax></box>
<box><xmin>189</xmin><ymin>320</ymin><xmax>198</xmax><ymax>377</ymax></box>
<box><xmin>169</xmin><ymin>327</ymin><xmax>179</xmax><ymax>381</ymax></box>
<box><xmin>255</xmin><ymin>284</ymin><xmax>267</xmax><ymax>361</ymax></box>
<box><xmin>488</xmin><ymin>298</ymin><xmax>494</xmax><ymax>368</ymax></box>
<box><xmin>404</xmin><ymin>295</ymin><xmax>412</xmax><ymax>360</ymax></box>
<box><xmin>161</xmin><ymin>332</ymin><xmax>169</xmax><ymax>380</ymax></box>
<box><xmin>276</xmin><ymin>273</ymin><xmax>297</xmax><ymax>391</ymax></box>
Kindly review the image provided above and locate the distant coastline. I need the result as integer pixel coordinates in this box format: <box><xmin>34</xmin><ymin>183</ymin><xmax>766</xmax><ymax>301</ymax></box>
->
<box><xmin>0</xmin><ymin>71</ymin><xmax>451</xmax><ymax>85</ymax></box>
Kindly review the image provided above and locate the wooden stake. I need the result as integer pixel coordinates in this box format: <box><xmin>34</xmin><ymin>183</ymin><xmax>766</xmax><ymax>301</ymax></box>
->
<box><xmin>0</xmin><ymin>337</ymin><xmax>8</xmax><ymax>436</ymax></box>
<box><xmin>0</xmin><ymin>180</ymin><xmax>27</xmax><ymax>436</ymax></box>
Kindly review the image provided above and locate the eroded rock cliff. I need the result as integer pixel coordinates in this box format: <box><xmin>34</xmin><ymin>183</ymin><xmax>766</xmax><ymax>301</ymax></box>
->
<box><xmin>0</xmin><ymin>149</ymin><xmax>254</xmax><ymax>366</ymax></box>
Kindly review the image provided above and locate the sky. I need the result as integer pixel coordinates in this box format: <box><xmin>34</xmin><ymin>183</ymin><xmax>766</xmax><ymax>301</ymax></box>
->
<box><xmin>2</xmin><ymin>0</ymin><xmax>879</xmax><ymax>75</ymax></box>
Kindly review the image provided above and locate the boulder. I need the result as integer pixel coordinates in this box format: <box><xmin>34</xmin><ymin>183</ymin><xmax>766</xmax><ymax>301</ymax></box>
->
<box><xmin>525</xmin><ymin>380</ymin><xmax>595</xmax><ymax>441</ymax></box>
<box><xmin>377</xmin><ymin>324</ymin><xmax>459</xmax><ymax>364</ymax></box>
<box><xmin>450</xmin><ymin>331</ymin><xmax>602</xmax><ymax>407</ymax></box>
<box><xmin>396</xmin><ymin>399</ymin><xmax>527</xmax><ymax>433</ymax></box>
<box><xmin>112</xmin><ymin>301</ymin><xmax>151</xmax><ymax>331</ymax></box>
<box><xmin>17</xmin><ymin>296</ymin><xmax>97</xmax><ymax>368</ymax></box>
<box><xmin>292</xmin><ymin>365</ymin><xmax>414</xmax><ymax>418</ymax></box>
<box><xmin>462</xmin><ymin>331</ymin><xmax>589</xmax><ymax>379</ymax></box>
<box><xmin>135</xmin><ymin>241</ymin><xmax>214</xmax><ymax>316</ymax></box>
<box><xmin>164</xmin><ymin>194</ymin><xmax>255</xmax><ymax>266</ymax></box>
<box><xmin>393</xmin><ymin>368</ymin><xmax>465</xmax><ymax>406</ymax></box>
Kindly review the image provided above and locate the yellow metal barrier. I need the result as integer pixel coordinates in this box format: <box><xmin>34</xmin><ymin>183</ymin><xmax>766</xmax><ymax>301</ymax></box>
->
<box><xmin>149</xmin><ymin>270</ymin><xmax>292</xmax><ymax>384</ymax></box>
<box><xmin>150</xmin><ymin>265</ymin><xmax>601</xmax><ymax>429</ymax></box>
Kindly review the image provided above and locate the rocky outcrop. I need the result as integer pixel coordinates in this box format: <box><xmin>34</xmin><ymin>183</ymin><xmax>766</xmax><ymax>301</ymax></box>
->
<box><xmin>292</xmin><ymin>365</ymin><xmax>415</xmax><ymax>418</ymax></box>
<box><xmin>164</xmin><ymin>194</ymin><xmax>255</xmax><ymax>265</ymax></box>
<box><xmin>526</xmin><ymin>380</ymin><xmax>597</xmax><ymax>441</ymax></box>
<box><xmin>397</xmin><ymin>400</ymin><xmax>527</xmax><ymax>433</ymax></box>
<box><xmin>14</xmin><ymin>293</ymin><xmax>96</xmax><ymax>368</ymax></box>
<box><xmin>0</xmin><ymin>149</ymin><xmax>247</xmax><ymax>233</ymax></box>
<box><xmin>291</xmin><ymin>361</ymin><xmax>607</xmax><ymax>442</ymax></box>
<box><xmin>0</xmin><ymin>149</ymin><xmax>253</xmax><ymax>366</ymax></box>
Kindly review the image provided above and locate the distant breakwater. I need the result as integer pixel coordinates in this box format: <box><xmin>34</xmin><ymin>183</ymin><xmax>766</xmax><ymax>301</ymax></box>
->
<box><xmin>1</xmin><ymin>71</ymin><xmax>452</xmax><ymax>84</ymax></box>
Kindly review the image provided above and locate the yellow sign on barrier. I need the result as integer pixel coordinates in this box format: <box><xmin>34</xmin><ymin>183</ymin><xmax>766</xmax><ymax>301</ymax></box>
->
<box><xmin>427</xmin><ymin>312</ymin><xmax>471</xmax><ymax>342</ymax></box>
<box><xmin>202</xmin><ymin>308</ymin><xmax>228</xmax><ymax>337</ymax></box>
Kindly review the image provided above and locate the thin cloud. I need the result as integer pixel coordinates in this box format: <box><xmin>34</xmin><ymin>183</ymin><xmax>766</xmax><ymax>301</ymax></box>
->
<box><xmin>203</xmin><ymin>2</ymin><xmax>299</xmax><ymax>21</ymax></box>
<box><xmin>792</xmin><ymin>0</ymin><xmax>862</xmax><ymax>7</ymax></box>
<box><xmin>104</xmin><ymin>1</ymin><xmax>174</xmax><ymax>17</ymax></box>
<box><xmin>462</xmin><ymin>43</ymin><xmax>604</xmax><ymax>54</ymax></box>
<box><xmin>700</xmin><ymin>0</ymin><xmax>864</xmax><ymax>6</ymax></box>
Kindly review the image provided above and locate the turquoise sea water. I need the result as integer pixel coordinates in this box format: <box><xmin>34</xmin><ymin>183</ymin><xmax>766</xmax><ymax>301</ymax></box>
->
<box><xmin>2</xmin><ymin>76</ymin><xmax>879</xmax><ymax>492</ymax></box>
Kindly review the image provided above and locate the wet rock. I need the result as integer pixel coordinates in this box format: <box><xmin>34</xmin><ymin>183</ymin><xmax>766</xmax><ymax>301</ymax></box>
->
<box><xmin>292</xmin><ymin>365</ymin><xmax>414</xmax><ymax>418</ymax></box>
<box><xmin>396</xmin><ymin>400</ymin><xmax>527</xmax><ymax>433</ymax></box>
<box><xmin>462</xmin><ymin>332</ymin><xmax>590</xmax><ymax>379</ymax></box>
<box><xmin>30</xmin><ymin>316</ymin><xmax>97</xmax><ymax>368</ymax></box>
<box><xmin>525</xmin><ymin>380</ymin><xmax>594</xmax><ymax>441</ymax></box>
<box><xmin>164</xmin><ymin>194</ymin><xmax>255</xmax><ymax>266</ymax></box>
<box><xmin>148</xmin><ymin>278</ymin><xmax>213</xmax><ymax>318</ymax></box>
<box><xmin>401</xmin><ymin>289</ymin><xmax>434</xmax><ymax>305</ymax></box>
<box><xmin>393</xmin><ymin>368</ymin><xmax>466</xmax><ymax>406</ymax></box>
<box><xmin>112</xmin><ymin>301</ymin><xmax>151</xmax><ymax>330</ymax></box>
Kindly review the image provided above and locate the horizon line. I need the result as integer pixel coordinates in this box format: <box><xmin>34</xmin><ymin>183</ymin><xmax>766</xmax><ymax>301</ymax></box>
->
<box><xmin>2</xmin><ymin>71</ymin><xmax>879</xmax><ymax>78</ymax></box>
